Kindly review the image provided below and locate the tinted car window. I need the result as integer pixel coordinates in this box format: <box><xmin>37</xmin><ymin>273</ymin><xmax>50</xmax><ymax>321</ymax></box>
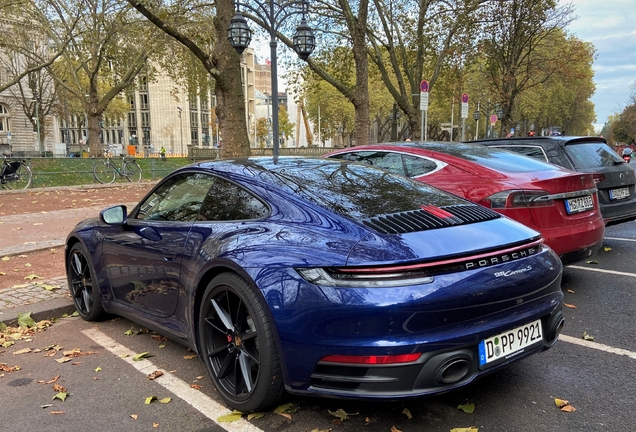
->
<box><xmin>255</xmin><ymin>158</ymin><xmax>465</xmax><ymax>219</ymax></box>
<box><xmin>330</xmin><ymin>151</ymin><xmax>407</xmax><ymax>175</ymax></box>
<box><xmin>402</xmin><ymin>154</ymin><xmax>439</xmax><ymax>176</ymax></box>
<box><xmin>199</xmin><ymin>178</ymin><xmax>269</xmax><ymax>221</ymax></box>
<box><xmin>493</xmin><ymin>145</ymin><xmax>549</xmax><ymax>162</ymax></box>
<box><xmin>137</xmin><ymin>173</ymin><xmax>214</xmax><ymax>222</ymax></box>
<box><xmin>564</xmin><ymin>142</ymin><xmax>623</xmax><ymax>169</ymax></box>
<box><xmin>419</xmin><ymin>143</ymin><xmax>560</xmax><ymax>173</ymax></box>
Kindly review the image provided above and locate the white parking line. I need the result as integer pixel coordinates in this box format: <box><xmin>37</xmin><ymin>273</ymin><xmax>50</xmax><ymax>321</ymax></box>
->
<box><xmin>568</xmin><ymin>266</ymin><xmax>636</xmax><ymax>277</ymax></box>
<box><xmin>82</xmin><ymin>328</ymin><xmax>264</xmax><ymax>432</ymax></box>
<box><xmin>560</xmin><ymin>334</ymin><xmax>636</xmax><ymax>360</ymax></box>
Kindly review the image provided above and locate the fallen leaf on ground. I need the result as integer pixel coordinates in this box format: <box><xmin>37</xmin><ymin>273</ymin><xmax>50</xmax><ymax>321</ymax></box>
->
<box><xmin>130</xmin><ymin>414</ymin><xmax>138</xmax><ymax>420</ymax></box>
<box><xmin>554</xmin><ymin>398</ymin><xmax>577</xmax><ymax>412</ymax></box>
<box><xmin>183</xmin><ymin>354</ymin><xmax>197</xmax><ymax>359</ymax></box>
<box><xmin>247</xmin><ymin>412</ymin><xmax>265</xmax><ymax>421</ymax></box>
<box><xmin>52</xmin><ymin>392</ymin><xmax>68</xmax><ymax>402</ymax></box>
<box><xmin>328</xmin><ymin>408</ymin><xmax>358</xmax><ymax>421</ymax></box>
<box><xmin>567</xmin><ymin>289</ymin><xmax>575</xmax><ymax>293</ymax></box>
<box><xmin>13</xmin><ymin>348</ymin><xmax>32</xmax><ymax>355</ymax></box>
<box><xmin>95</xmin><ymin>366</ymin><xmax>102</xmax><ymax>372</ymax></box>
<box><xmin>583</xmin><ymin>332</ymin><xmax>594</xmax><ymax>341</ymax></box>
<box><xmin>391</xmin><ymin>427</ymin><xmax>402</xmax><ymax>432</ymax></box>
<box><xmin>145</xmin><ymin>396</ymin><xmax>158</xmax><ymax>405</ymax></box>
<box><xmin>217</xmin><ymin>410</ymin><xmax>244</xmax><ymax>422</ymax></box>
<box><xmin>450</xmin><ymin>428</ymin><xmax>478</xmax><ymax>432</ymax></box>
<box><xmin>458</xmin><ymin>403</ymin><xmax>475</xmax><ymax>413</ymax></box>
<box><xmin>586</xmin><ymin>260</ymin><xmax>598</xmax><ymax>264</ymax></box>
<box><xmin>564</xmin><ymin>303</ymin><xmax>577</xmax><ymax>309</ymax></box>
<box><xmin>190</xmin><ymin>384</ymin><xmax>202</xmax><ymax>390</ymax></box>
<box><xmin>132</xmin><ymin>352</ymin><xmax>154</xmax><ymax>361</ymax></box>
<box><xmin>603</xmin><ymin>247</ymin><xmax>612</xmax><ymax>252</ymax></box>
<box><xmin>402</xmin><ymin>408</ymin><xmax>412</xmax><ymax>419</ymax></box>
<box><xmin>147</xmin><ymin>370</ymin><xmax>164</xmax><ymax>380</ymax></box>
<box><xmin>24</xmin><ymin>274</ymin><xmax>42</xmax><ymax>280</ymax></box>
<box><xmin>50</xmin><ymin>411</ymin><xmax>65</xmax><ymax>415</ymax></box>
<box><xmin>53</xmin><ymin>383</ymin><xmax>67</xmax><ymax>392</ymax></box>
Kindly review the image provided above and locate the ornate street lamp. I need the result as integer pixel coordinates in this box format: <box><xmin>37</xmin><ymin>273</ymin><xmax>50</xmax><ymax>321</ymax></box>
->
<box><xmin>227</xmin><ymin>0</ymin><xmax>315</xmax><ymax>157</ymax></box>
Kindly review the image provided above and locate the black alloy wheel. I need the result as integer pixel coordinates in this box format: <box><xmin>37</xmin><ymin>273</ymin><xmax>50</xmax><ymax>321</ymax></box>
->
<box><xmin>198</xmin><ymin>273</ymin><xmax>285</xmax><ymax>412</ymax></box>
<box><xmin>66</xmin><ymin>243</ymin><xmax>106</xmax><ymax>321</ymax></box>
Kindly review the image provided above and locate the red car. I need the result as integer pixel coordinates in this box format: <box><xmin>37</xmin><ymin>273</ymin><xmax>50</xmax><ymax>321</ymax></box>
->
<box><xmin>326</xmin><ymin>142</ymin><xmax>605</xmax><ymax>264</ymax></box>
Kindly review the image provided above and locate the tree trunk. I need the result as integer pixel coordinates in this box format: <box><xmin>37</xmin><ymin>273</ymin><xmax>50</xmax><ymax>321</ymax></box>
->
<box><xmin>213</xmin><ymin>0</ymin><xmax>251</xmax><ymax>158</ymax></box>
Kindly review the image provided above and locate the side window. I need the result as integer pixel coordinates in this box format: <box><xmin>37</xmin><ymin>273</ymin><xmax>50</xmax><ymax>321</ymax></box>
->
<box><xmin>199</xmin><ymin>178</ymin><xmax>269</xmax><ymax>221</ymax></box>
<box><xmin>402</xmin><ymin>155</ymin><xmax>439</xmax><ymax>177</ymax></box>
<box><xmin>329</xmin><ymin>151</ymin><xmax>407</xmax><ymax>176</ymax></box>
<box><xmin>495</xmin><ymin>146</ymin><xmax>548</xmax><ymax>162</ymax></box>
<box><xmin>136</xmin><ymin>173</ymin><xmax>215</xmax><ymax>222</ymax></box>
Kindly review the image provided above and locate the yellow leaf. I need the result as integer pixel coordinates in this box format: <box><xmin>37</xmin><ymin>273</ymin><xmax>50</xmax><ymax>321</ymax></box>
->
<box><xmin>247</xmin><ymin>412</ymin><xmax>266</xmax><ymax>421</ymax></box>
<box><xmin>145</xmin><ymin>396</ymin><xmax>157</xmax><ymax>405</ymax></box>
<box><xmin>450</xmin><ymin>428</ymin><xmax>478</xmax><ymax>432</ymax></box>
<box><xmin>13</xmin><ymin>348</ymin><xmax>32</xmax><ymax>355</ymax></box>
<box><xmin>458</xmin><ymin>403</ymin><xmax>475</xmax><ymax>413</ymax></box>
<box><xmin>33</xmin><ymin>223</ymin><xmax>43</xmax><ymax>226</ymax></box>
<box><xmin>583</xmin><ymin>332</ymin><xmax>595</xmax><ymax>341</ymax></box>
<box><xmin>24</xmin><ymin>274</ymin><xmax>42</xmax><ymax>280</ymax></box>
<box><xmin>564</xmin><ymin>303</ymin><xmax>577</xmax><ymax>309</ymax></box>
<box><xmin>12</xmin><ymin>284</ymin><xmax>28</xmax><ymax>288</ymax></box>
<box><xmin>18</xmin><ymin>254</ymin><xmax>28</xmax><ymax>258</ymax></box>
<box><xmin>1</xmin><ymin>256</ymin><xmax>10</xmax><ymax>262</ymax></box>
<box><xmin>52</xmin><ymin>392</ymin><xmax>68</xmax><ymax>402</ymax></box>
<box><xmin>217</xmin><ymin>410</ymin><xmax>244</xmax><ymax>422</ymax></box>
<box><xmin>603</xmin><ymin>247</ymin><xmax>612</xmax><ymax>252</ymax></box>
<box><xmin>153</xmin><ymin>423</ymin><xmax>159</xmax><ymax>428</ymax></box>
<box><xmin>586</xmin><ymin>260</ymin><xmax>598</xmax><ymax>264</ymax></box>
<box><xmin>95</xmin><ymin>366</ymin><xmax>102</xmax><ymax>372</ymax></box>
<box><xmin>402</xmin><ymin>408</ymin><xmax>412</xmax><ymax>419</ymax></box>
<box><xmin>0</xmin><ymin>272</ymin><xmax>6</xmax><ymax>276</ymax></box>
<box><xmin>554</xmin><ymin>398</ymin><xmax>569</xmax><ymax>407</ymax></box>
<box><xmin>328</xmin><ymin>408</ymin><xmax>357</xmax><ymax>420</ymax></box>
<box><xmin>158</xmin><ymin>397</ymin><xmax>172</xmax><ymax>403</ymax></box>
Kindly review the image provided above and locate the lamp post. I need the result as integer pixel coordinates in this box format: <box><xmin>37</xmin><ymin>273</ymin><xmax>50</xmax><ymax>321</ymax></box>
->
<box><xmin>177</xmin><ymin>105</ymin><xmax>183</xmax><ymax>155</ymax></box>
<box><xmin>227</xmin><ymin>0</ymin><xmax>315</xmax><ymax>158</ymax></box>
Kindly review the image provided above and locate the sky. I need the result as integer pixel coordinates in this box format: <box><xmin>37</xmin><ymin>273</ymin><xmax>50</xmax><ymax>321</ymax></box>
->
<box><xmin>566</xmin><ymin>0</ymin><xmax>636</xmax><ymax>131</ymax></box>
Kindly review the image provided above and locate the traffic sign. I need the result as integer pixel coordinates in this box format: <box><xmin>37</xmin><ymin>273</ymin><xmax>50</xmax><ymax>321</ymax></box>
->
<box><xmin>461</xmin><ymin>102</ymin><xmax>469</xmax><ymax>119</ymax></box>
<box><xmin>420</xmin><ymin>92</ymin><xmax>429</xmax><ymax>111</ymax></box>
<box><xmin>490</xmin><ymin>114</ymin><xmax>498</xmax><ymax>125</ymax></box>
<box><xmin>462</xmin><ymin>93</ymin><xmax>469</xmax><ymax>103</ymax></box>
<box><xmin>420</xmin><ymin>80</ymin><xmax>429</xmax><ymax>92</ymax></box>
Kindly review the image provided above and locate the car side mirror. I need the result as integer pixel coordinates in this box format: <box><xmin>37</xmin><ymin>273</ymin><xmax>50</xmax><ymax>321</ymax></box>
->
<box><xmin>100</xmin><ymin>205</ymin><xmax>128</xmax><ymax>225</ymax></box>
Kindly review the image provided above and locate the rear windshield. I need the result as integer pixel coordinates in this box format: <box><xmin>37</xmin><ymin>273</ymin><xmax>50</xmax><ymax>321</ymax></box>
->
<box><xmin>253</xmin><ymin>158</ymin><xmax>467</xmax><ymax>219</ymax></box>
<box><xmin>564</xmin><ymin>142</ymin><xmax>623</xmax><ymax>169</ymax></box>
<box><xmin>419</xmin><ymin>143</ymin><xmax>560</xmax><ymax>173</ymax></box>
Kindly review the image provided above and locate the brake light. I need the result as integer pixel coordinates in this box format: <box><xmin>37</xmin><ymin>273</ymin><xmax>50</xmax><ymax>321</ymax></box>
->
<box><xmin>320</xmin><ymin>353</ymin><xmax>421</xmax><ymax>364</ymax></box>
<box><xmin>482</xmin><ymin>190</ymin><xmax>553</xmax><ymax>209</ymax></box>
<box><xmin>592</xmin><ymin>173</ymin><xmax>605</xmax><ymax>183</ymax></box>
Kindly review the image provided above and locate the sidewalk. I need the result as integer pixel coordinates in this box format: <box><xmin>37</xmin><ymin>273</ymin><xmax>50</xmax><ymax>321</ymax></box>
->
<box><xmin>0</xmin><ymin>182</ymin><xmax>156</xmax><ymax>326</ymax></box>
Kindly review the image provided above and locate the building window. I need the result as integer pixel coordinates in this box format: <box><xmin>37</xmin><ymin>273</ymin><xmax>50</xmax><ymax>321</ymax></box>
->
<box><xmin>128</xmin><ymin>112</ymin><xmax>137</xmax><ymax>128</ymax></box>
<box><xmin>141</xmin><ymin>112</ymin><xmax>150</xmax><ymax>128</ymax></box>
<box><xmin>190</xmin><ymin>111</ymin><xmax>199</xmax><ymax>128</ymax></box>
<box><xmin>0</xmin><ymin>104</ymin><xmax>9</xmax><ymax>132</ymax></box>
<box><xmin>140</xmin><ymin>93</ymin><xmax>149</xmax><ymax>110</ymax></box>
<box><xmin>128</xmin><ymin>94</ymin><xmax>136</xmax><ymax>110</ymax></box>
<box><xmin>191</xmin><ymin>129</ymin><xmax>199</xmax><ymax>146</ymax></box>
<box><xmin>139</xmin><ymin>76</ymin><xmax>148</xmax><ymax>91</ymax></box>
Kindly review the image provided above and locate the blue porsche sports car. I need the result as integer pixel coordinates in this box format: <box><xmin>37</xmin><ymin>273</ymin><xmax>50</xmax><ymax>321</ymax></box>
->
<box><xmin>65</xmin><ymin>157</ymin><xmax>564</xmax><ymax>412</ymax></box>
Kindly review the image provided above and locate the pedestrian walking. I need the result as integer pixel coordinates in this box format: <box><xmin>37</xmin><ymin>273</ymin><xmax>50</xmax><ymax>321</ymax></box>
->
<box><xmin>160</xmin><ymin>146</ymin><xmax>166</xmax><ymax>161</ymax></box>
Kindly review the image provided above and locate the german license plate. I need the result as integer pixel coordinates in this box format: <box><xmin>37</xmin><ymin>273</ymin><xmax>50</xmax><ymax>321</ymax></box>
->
<box><xmin>478</xmin><ymin>320</ymin><xmax>543</xmax><ymax>367</ymax></box>
<box><xmin>609</xmin><ymin>187</ymin><xmax>629</xmax><ymax>200</ymax></box>
<box><xmin>564</xmin><ymin>195</ymin><xmax>593</xmax><ymax>214</ymax></box>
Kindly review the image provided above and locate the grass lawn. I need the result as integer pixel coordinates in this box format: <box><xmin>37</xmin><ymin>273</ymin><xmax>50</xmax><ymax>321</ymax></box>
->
<box><xmin>20</xmin><ymin>157</ymin><xmax>194</xmax><ymax>188</ymax></box>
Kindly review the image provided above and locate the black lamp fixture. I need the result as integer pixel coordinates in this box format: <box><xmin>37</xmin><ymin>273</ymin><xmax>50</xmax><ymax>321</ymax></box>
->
<box><xmin>227</xmin><ymin>0</ymin><xmax>315</xmax><ymax>157</ymax></box>
<box><xmin>227</xmin><ymin>12</ymin><xmax>252</xmax><ymax>54</ymax></box>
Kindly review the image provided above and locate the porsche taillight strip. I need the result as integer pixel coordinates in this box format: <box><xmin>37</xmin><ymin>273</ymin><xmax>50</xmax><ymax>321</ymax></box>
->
<box><xmin>333</xmin><ymin>239</ymin><xmax>544</xmax><ymax>275</ymax></box>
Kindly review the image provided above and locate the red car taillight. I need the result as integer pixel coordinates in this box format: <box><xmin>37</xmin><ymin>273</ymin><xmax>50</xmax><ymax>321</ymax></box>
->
<box><xmin>482</xmin><ymin>190</ymin><xmax>554</xmax><ymax>209</ymax></box>
<box><xmin>319</xmin><ymin>353</ymin><xmax>421</xmax><ymax>364</ymax></box>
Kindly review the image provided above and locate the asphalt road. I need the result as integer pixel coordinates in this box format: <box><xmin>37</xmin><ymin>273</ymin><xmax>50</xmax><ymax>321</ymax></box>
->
<box><xmin>2</xmin><ymin>221</ymin><xmax>636</xmax><ymax>432</ymax></box>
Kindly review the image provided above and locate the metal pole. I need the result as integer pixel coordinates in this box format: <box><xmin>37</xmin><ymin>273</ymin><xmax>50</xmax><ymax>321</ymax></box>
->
<box><xmin>420</xmin><ymin>110</ymin><xmax>424</xmax><ymax>142</ymax></box>
<box><xmin>270</xmin><ymin>0</ymin><xmax>280</xmax><ymax>158</ymax></box>
<box><xmin>450</xmin><ymin>98</ymin><xmax>455</xmax><ymax>142</ymax></box>
<box><xmin>34</xmin><ymin>100</ymin><xmax>42</xmax><ymax>155</ymax></box>
<box><xmin>318</xmin><ymin>103</ymin><xmax>321</xmax><ymax>146</ymax></box>
<box><xmin>461</xmin><ymin>118</ymin><xmax>465</xmax><ymax>142</ymax></box>
<box><xmin>424</xmin><ymin>111</ymin><xmax>428</xmax><ymax>141</ymax></box>
<box><xmin>266</xmin><ymin>95</ymin><xmax>271</xmax><ymax>147</ymax></box>
<box><xmin>475</xmin><ymin>102</ymin><xmax>480</xmax><ymax>140</ymax></box>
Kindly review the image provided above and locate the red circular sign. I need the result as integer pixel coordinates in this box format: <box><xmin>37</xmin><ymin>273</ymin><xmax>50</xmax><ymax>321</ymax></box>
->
<box><xmin>490</xmin><ymin>114</ymin><xmax>498</xmax><ymax>123</ymax></box>
<box><xmin>462</xmin><ymin>93</ymin><xmax>469</xmax><ymax>103</ymax></box>
<box><xmin>420</xmin><ymin>80</ymin><xmax>429</xmax><ymax>92</ymax></box>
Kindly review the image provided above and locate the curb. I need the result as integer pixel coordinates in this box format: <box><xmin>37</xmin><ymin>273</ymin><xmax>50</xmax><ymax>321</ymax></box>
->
<box><xmin>0</xmin><ymin>297</ymin><xmax>77</xmax><ymax>326</ymax></box>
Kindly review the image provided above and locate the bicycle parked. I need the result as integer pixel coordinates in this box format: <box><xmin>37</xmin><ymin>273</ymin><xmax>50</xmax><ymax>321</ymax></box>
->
<box><xmin>1</xmin><ymin>156</ymin><xmax>32</xmax><ymax>189</ymax></box>
<box><xmin>93</xmin><ymin>149</ymin><xmax>142</xmax><ymax>184</ymax></box>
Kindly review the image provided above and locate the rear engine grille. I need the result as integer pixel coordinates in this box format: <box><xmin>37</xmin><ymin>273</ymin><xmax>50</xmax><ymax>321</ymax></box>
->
<box><xmin>362</xmin><ymin>204</ymin><xmax>500</xmax><ymax>234</ymax></box>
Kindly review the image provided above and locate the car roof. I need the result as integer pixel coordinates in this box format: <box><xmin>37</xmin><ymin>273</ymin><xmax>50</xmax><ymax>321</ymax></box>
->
<box><xmin>470</xmin><ymin>136</ymin><xmax>608</xmax><ymax>146</ymax></box>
